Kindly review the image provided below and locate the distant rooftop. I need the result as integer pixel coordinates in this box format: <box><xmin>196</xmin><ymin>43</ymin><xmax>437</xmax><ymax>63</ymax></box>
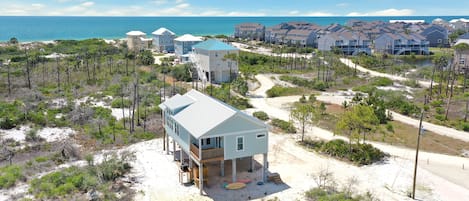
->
<box><xmin>390</xmin><ymin>20</ymin><xmax>425</xmax><ymax>24</ymax></box>
<box><xmin>192</xmin><ymin>39</ymin><xmax>238</xmax><ymax>51</ymax></box>
<box><xmin>174</xmin><ymin>34</ymin><xmax>203</xmax><ymax>42</ymax></box>
<box><xmin>152</xmin><ymin>27</ymin><xmax>175</xmax><ymax>35</ymax></box>
<box><xmin>126</xmin><ymin>30</ymin><xmax>146</xmax><ymax>36</ymax></box>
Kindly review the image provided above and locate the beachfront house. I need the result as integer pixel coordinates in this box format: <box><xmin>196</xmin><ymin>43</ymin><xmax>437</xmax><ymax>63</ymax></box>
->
<box><xmin>174</xmin><ymin>34</ymin><xmax>203</xmax><ymax>63</ymax></box>
<box><xmin>284</xmin><ymin>29</ymin><xmax>318</xmax><ymax>47</ymax></box>
<box><xmin>152</xmin><ymin>27</ymin><xmax>176</xmax><ymax>53</ymax></box>
<box><xmin>126</xmin><ymin>31</ymin><xmax>152</xmax><ymax>51</ymax></box>
<box><xmin>375</xmin><ymin>32</ymin><xmax>429</xmax><ymax>55</ymax></box>
<box><xmin>234</xmin><ymin>23</ymin><xmax>265</xmax><ymax>41</ymax></box>
<box><xmin>317</xmin><ymin>31</ymin><xmax>372</xmax><ymax>55</ymax></box>
<box><xmin>419</xmin><ymin>25</ymin><xmax>449</xmax><ymax>47</ymax></box>
<box><xmin>159</xmin><ymin>89</ymin><xmax>269</xmax><ymax>195</ymax></box>
<box><xmin>190</xmin><ymin>39</ymin><xmax>239</xmax><ymax>83</ymax></box>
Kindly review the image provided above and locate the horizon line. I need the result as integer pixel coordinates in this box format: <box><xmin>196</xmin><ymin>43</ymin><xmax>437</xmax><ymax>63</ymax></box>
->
<box><xmin>1</xmin><ymin>15</ymin><xmax>469</xmax><ymax>18</ymax></box>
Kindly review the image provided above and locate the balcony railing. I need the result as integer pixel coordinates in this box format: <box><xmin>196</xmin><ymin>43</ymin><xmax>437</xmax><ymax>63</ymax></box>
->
<box><xmin>190</xmin><ymin>143</ymin><xmax>224</xmax><ymax>162</ymax></box>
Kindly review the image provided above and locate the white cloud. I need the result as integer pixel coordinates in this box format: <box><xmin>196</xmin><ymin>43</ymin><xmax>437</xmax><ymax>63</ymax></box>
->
<box><xmin>305</xmin><ymin>12</ymin><xmax>335</xmax><ymax>16</ymax></box>
<box><xmin>175</xmin><ymin>3</ymin><xmax>190</xmax><ymax>9</ymax></box>
<box><xmin>81</xmin><ymin>1</ymin><xmax>95</xmax><ymax>7</ymax></box>
<box><xmin>152</xmin><ymin>0</ymin><xmax>167</xmax><ymax>5</ymax></box>
<box><xmin>175</xmin><ymin>0</ymin><xmax>184</xmax><ymax>3</ymax></box>
<box><xmin>336</xmin><ymin>3</ymin><xmax>348</xmax><ymax>7</ymax></box>
<box><xmin>289</xmin><ymin>10</ymin><xmax>300</xmax><ymax>15</ymax></box>
<box><xmin>347</xmin><ymin>8</ymin><xmax>414</xmax><ymax>16</ymax></box>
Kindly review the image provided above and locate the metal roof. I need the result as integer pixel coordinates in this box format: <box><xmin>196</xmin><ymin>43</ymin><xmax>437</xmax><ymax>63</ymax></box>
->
<box><xmin>152</xmin><ymin>27</ymin><xmax>175</xmax><ymax>35</ymax></box>
<box><xmin>126</xmin><ymin>31</ymin><xmax>146</xmax><ymax>36</ymax></box>
<box><xmin>171</xmin><ymin>90</ymin><xmax>236</xmax><ymax>138</ymax></box>
<box><xmin>174</xmin><ymin>34</ymin><xmax>203</xmax><ymax>42</ymax></box>
<box><xmin>192</xmin><ymin>39</ymin><xmax>238</xmax><ymax>51</ymax></box>
<box><xmin>159</xmin><ymin>94</ymin><xmax>195</xmax><ymax>111</ymax></box>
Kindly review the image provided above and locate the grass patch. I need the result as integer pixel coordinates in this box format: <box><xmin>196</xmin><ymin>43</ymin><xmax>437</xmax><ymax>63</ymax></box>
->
<box><xmin>0</xmin><ymin>165</ymin><xmax>25</xmax><ymax>189</ymax></box>
<box><xmin>299</xmin><ymin>139</ymin><xmax>388</xmax><ymax>165</ymax></box>
<box><xmin>29</xmin><ymin>151</ymin><xmax>134</xmax><ymax>199</ymax></box>
<box><xmin>271</xmin><ymin>118</ymin><xmax>297</xmax><ymax>133</ymax></box>
<box><xmin>253</xmin><ymin>111</ymin><xmax>269</xmax><ymax>121</ymax></box>
<box><xmin>266</xmin><ymin>85</ymin><xmax>308</xmax><ymax>97</ymax></box>
<box><xmin>279</xmin><ymin>75</ymin><xmax>329</xmax><ymax>91</ymax></box>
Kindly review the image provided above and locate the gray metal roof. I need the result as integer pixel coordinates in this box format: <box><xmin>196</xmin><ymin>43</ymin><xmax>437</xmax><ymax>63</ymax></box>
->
<box><xmin>159</xmin><ymin>94</ymin><xmax>195</xmax><ymax>111</ymax></box>
<box><xmin>172</xmin><ymin>90</ymin><xmax>237</xmax><ymax>138</ymax></box>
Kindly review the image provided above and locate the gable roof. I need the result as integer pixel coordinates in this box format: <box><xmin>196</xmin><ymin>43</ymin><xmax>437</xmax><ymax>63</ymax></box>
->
<box><xmin>174</xmin><ymin>34</ymin><xmax>203</xmax><ymax>42</ymax></box>
<box><xmin>192</xmin><ymin>39</ymin><xmax>238</xmax><ymax>51</ymax></box>
<box><xmin>164</xmin><ymin>90</ymin><xmax>265</xmax><ymax>139</ymax></box>
<box><xmin>126</xmin><ymin>31</ymin><xmax>146</xmax><ymax>36</ymax></box>
<box><xmin>159</xmin><ymin>94</ymin><xmax>195</xmax><ymax>111</ymax></box>
<box><xmin>152</xmin><ymin>27</ymin><xmax>175</xmax><ymax>35</ymax></box>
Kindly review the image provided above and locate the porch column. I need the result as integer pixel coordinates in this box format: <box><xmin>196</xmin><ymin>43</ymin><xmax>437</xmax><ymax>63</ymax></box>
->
<box><xmin>199</xmin><ymin>163</ymin><xmax>204</xmax><ymax>195</ymax></box>
<box><xmin>220</xmin><ymin>160</ymin><xmax>225</xmax><ymax>176</ymax></box>
<box><xmin>172</xmin><ymin>139</ymin><xmax>176</xmax><ymax>161</ymax></box>
<box><xmin>232</xmin><ymin>159</ymin><xmax>237</xmax><ymax>182</ymax></box>
<box><xmin>250</xmin><ymin>156</ymin><xmax>254</xmax><ymax>172</ymax></box>
<box><xmin>262</xmin><ymin>153</ymin><xmax>268</xmax><ymax>182</ymax></box>
<box><xmin>166</xmin><ymin>135</ymin><xmax>169</xmax><ymax>155</ymax></box>
<box><xmin>179</xmin><ymin>144</ymin><xmax>183</xmax><ymax>164</ymax></box>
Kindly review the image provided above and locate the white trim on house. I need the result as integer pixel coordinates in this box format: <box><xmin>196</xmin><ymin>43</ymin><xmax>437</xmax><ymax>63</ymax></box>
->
<box><xmin>236</xmin><ymin>136</ymin><xmax>244</xmax><ymax>152</ymax></box>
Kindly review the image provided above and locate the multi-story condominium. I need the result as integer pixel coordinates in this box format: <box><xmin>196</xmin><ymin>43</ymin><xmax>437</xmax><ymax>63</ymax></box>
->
<box><xmin>317</xmin><ymin>31</ymin><xmax>372</xmax><ymax>55</ymax></box>
<box><xmin>234</xmin><ymin>23</ymin><xmax>265</xmax><ymax>41</ymax></box>
<box><xmin>174</xmin><ymin>34</ymin><xmax>203</xmax><ymax>63</ymax></box>
<box><xmin>159</xmin><ymin>89</ymin><xmax>269</xmax><ymax>194</ymax></box>
<box><xmin>419</xmin><ymin>25</ymin><xmax>449</xmax><ymax>47</ymax></box>
<box><xmin>284</xmin><ymin>29</ymin><xmax>318</xmax><ymax>47</ymax></box>
<box><xmin>375</xmin><ymin>33</ymin><xmax>429</xmax><ymax>55</ymax></box>
<box><xmin>126</xmin><ymin>31</ymin><xmax>152</xmax><ymax>51</ymax></box>
<box><xmin>191</xmin><ymin>39</ymin><xmax>239</xmax><ymax>83</ymax></box>
<box><xmin>152</xmin><ymin>27</ymin><xmax>176</xmax><ymax>53</ymax></box>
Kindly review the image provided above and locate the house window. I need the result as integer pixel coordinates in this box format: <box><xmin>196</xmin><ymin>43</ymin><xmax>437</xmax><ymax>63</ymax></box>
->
<box><xmin>206</xmin><ymin>138</ymin><xmax>211</xmax><ymax>145</ymax></box>
<box><xmin>256</xmin><ymin>134</ymin><xmax>266</xmax><ymax>139</ymax></box>
<box><xmin>460</xmin><ymin>59</ymin><xmax>466</xmax><ymax>65</ymax></box>
<box><xmin>437</xmin><ymin>39</ymin><xmax>442</xmax><ymax>43</ymax></box>
<box><xmin>236</xmin><ymin>136</ymin><xmax>244</xmax><ymax>151</ymax></box>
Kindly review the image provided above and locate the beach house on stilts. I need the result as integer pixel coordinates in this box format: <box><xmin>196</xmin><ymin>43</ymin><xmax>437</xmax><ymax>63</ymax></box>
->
<box><xmin>159</xmin><ymin>89</ymin><xmax>269</xmax><ymax>195</ymax></box>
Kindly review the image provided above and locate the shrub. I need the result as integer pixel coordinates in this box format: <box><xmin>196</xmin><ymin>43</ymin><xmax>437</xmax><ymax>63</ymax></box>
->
<box><xmin>386</xmin><ymin>123</ymin><xmax>394</xmax><ymax>133</ymax></box>
<box><xmin>271</xmin><ymin>118</ymin><xmax>297</xmax><ymax>133</ymax></box>
<box><xmin>301</xmin><ymin>139</ymin><xmax>387</xmax><ymax>165</ymax></box>
<box><xmin>435</xmin><ymin>114</ymin><xmax>446</xmax><ymax>121</ymax></box>
<box><xmin>266</xmin><ymin>86</ymin><xmax>305</xmax><ymax>97</ymax></box>
<box><xmin>111</xmin><ymin>98</ymin><xmax>132</xmax><ymax>108</ymax></box>
<box><xmin>371</xmin><ymin>77</ymin><xmax>393</xmax><ymax>86</ymax></box>
<box><xmin>431</xmin><ymin>100</ymin><xmax>444</xmax><ymax>107</ymax></box>
<box><xmin>0</xmin><ymin>101</ymin><xmax>25</xmax><ymax>129</ymax></box>
<box><xmin>0</xmin><ymin>165</ymin><xmax>25</xmax><ymax>189</ymax></box>
<box><xmin>435</xmin><ymin>107</ymin><xmax>445</xmax><ymax>115</ymax></box>
<box><xmin>29</xmin><ymin>152</ymin><xmax>135</xmax><ymax>199</ymax></box>
<box><xmin>253</xmin><ymin>111</ymin><xmax>269</xmax><ymax>121</ymax></box>
<box><xmin>35</xmin><ymin>156</ymin><xmax>49</xmax><ymax>163</ymax></box>
<box><xmin>352</xmin><ymin>85</ymin><xmax>376</xmax><ymax>94</ymax></box>
<box><xmin>459</xmin><ymin>122</ymin><xmax>469</xmax><ymax>132</ymax></box>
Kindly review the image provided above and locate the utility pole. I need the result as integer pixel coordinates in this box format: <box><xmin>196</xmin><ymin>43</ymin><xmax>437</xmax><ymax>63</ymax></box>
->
<box><xmin>412</xmin><ymin>95</ymin><xmax>427</xmax><ymax>199</ymax></box>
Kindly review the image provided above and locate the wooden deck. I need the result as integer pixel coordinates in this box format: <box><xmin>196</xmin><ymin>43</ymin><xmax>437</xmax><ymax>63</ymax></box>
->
<box><xmin>190</xmin><ymin>143</ymin><xmax>224</xmax><ymax>162</ymax></box>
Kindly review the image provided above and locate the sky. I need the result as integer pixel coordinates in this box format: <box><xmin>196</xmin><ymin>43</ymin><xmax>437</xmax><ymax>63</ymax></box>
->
<box><xmin>0</xmin><ymin>0</ymin><xmax>468</xmax><ymax>16</ymax></box>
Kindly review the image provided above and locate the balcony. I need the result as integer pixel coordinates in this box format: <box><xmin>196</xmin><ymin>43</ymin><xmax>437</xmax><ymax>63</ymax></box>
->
<box><xmin>190</xmin><ymin>143</ymin><xmax>224</xmax><ymax>162</ymax></box>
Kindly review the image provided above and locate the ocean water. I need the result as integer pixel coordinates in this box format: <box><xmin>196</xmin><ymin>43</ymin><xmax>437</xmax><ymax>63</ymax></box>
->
<box><xmin>0</xmin><ymin>16</ymin><xmax>468</xmax><ymax>42</ymax></box>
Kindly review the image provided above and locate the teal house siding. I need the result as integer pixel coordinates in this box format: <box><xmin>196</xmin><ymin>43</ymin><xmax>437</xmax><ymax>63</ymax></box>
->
<box><xmin>223</xmin><ymin>131</ymin><xmax>268</xmax><ymax>160</ymax></box>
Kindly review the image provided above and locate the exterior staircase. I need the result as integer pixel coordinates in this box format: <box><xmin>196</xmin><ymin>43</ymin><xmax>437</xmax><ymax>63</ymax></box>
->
<box><xmin>268</xmin><ymin>173</ymin><xmax>284</xmax><ymax>185</ymax></box>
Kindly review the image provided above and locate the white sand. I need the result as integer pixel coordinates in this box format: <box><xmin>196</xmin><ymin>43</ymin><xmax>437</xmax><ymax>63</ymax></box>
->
<box><xmin>248</xmin><ymin>74</ymin><xmax>469</xmax><ymax>200</ymax></box>
<box><xmin>339</xmin><ymin>58</ymin><xmax>432</xmax><ymax>88</ymax></box>
<box><xmin>0</xmin><ymin>126</ymin><xmax>75</xmax><ymax>143</ymax></box>
<box><xmin>75</xmin><ymin>95</ymin><xmax>130</xmax><ymax>120</ymax></box>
